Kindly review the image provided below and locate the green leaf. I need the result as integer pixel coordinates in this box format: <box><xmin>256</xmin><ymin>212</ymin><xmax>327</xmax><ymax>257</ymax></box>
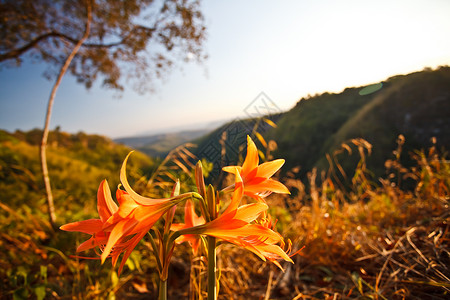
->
<box><xmin>16</xmin><ymin>266</ymin><xmax>28</xmax><ymax>286</ymax></box>
<box><xmin>125</xmin><ymin>257</ymin><xmax>135</xmax><ymax>271</ymax></box>
<box><xmin>111</xmin><ymin>271</ymin><xmax>119</xmax><ymax>288</ymax></box>
<box><xmin>130</xmin><ymin>251</ymin><xmax>141</xmax><ymax>271</ymax></box>
<box><xmin>351</xmin><ymin>272</ymin><xmax>363</xmax><ymax>294</ymax></box>
<box><xmin>34</xmin><ymin>285</ymin><xmax>46</xmax><ymax>300</ymax></box>
<box><xmin>108</xmin><ymin>291</ymin><xmax>116</xmax><ymax>300</ymax></box>
<box><xmin>40</xmin><ymin>265</ymin><xmax>47</xmax><ymax>284</ymax></box>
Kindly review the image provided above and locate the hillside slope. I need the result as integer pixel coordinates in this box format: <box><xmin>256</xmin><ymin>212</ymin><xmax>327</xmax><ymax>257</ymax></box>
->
<box><xmin>265</xmin><ymin>85</ymin><xmax>379</xmax><ymax>174</ymax></box>
<box><xmin>314</xmin><ymin>67</ymin><xmax>450</xmax><ymax>175</ymax></box>
<box><xmin>0</xmin><ymin>129</ymin><xmax>153</xmax><ymax>224</ymax></box>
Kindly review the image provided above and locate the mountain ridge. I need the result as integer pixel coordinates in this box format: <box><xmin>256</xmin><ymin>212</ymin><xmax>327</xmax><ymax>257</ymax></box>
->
<box><xmin>114</xmin><ymin>129</ymin><xmax>210</xmax><ymax>157</ymax></box>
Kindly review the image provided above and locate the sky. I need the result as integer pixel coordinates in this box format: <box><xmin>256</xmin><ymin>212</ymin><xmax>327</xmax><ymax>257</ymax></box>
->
<box><xmin>1</xmin><ymin>0</ymin><xmax>450</xmax><ymax>138</ymax></box>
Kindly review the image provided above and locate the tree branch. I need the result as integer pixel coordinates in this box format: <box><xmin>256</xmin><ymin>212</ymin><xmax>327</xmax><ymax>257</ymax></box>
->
<box><xmin>0</xmin><ymin>32</ymin><xmax>59</xmax><ymax>62</ymax></box>
<box><xmin>0</xmin><ymin>24</ymin><xmax>156</xmax><ymax>63</ymax></box>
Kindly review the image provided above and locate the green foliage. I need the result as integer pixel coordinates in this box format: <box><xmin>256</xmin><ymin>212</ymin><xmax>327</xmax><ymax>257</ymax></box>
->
<box><xmin>0</xmin><ymin>128</ymin><xmax>154</xmax><ymax>220</ymax></box>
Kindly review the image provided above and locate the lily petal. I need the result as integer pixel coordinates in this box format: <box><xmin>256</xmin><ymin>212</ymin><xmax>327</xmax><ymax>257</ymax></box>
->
<box><xmin>233</xmin><ymin>203</ymin><xmax>268</xmax><ymax>223</ymax></box>
<box><xmin>118</xmin><ymin>231</ymin><xmax>147</xmax><ymax>275</ymax></box>
<box><xmin>222</xmin><ymin>171</ymin><xmax>244</xmax><ymax>215</ymax></box>
<box><xmin>256</xmin><ymin>159</ymin><xmax>285</xmax><ymax>178</ymax></box>
<box><xmin>245</xmin><ymin>179</ymin><xmax>290</xmax><ymax>194</ymax></box>
<box><xmin>241</xmin><ymin>136</ymin><xmax>259</xmax><ymax>175</ymax></box>
<box><xmin>102</xmin><ymin>218</ymin><xmax>138</xmax><ymax>263</ymax></box>
<box><xmin>97</xmin><ymin>180</ymin><xmax>118</xmax><ymax>222</ymax></box>
<box><xmin>120</xmin><ymin>152</ymin><xmax>169</xmax><ymax>206</ymax></box>
<box><xmin>201</xmin><ymin>223</ymin><xmax>281</xmax><ymax>242</ymax></box>
<box><xmin>257</xmin><ymin>244</ymin><xmax>294</xmax><ymax>263</ymax></box>
<box><xmin>222</xmin><ymin>166</ymin><xmax>242</xmax><ymax>174</ymax></box>
<box><xmin>77</xmin><ymin>235</ymin><xmax>106</xmax><ymax>252</ymax></box>
<box><xmin>60</xmin><ymin>219</ymin><xmax>103</xmax><ymax>234</ymax></box>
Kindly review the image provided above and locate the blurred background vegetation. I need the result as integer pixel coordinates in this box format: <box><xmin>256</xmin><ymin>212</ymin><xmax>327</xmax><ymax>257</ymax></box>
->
<box><xmin>1</xmin><ymin>66</ymin><xmax>449</xmax><ymax>299</ymax></box>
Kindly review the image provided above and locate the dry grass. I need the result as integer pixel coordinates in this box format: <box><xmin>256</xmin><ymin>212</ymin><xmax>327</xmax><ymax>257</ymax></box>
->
<box><xmin>171</xmin><ymin>137</ymin><xmax>449</xmax><ymax>299</ymax></box>
<box><xmin>210</xmin><ymin>137</ymin><xmax>448</xmax><ymax>299</ymax></box>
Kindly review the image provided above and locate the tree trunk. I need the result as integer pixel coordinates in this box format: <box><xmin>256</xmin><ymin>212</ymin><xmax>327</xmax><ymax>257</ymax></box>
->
<box><xmin>40</xmin><ymin>0</ymin><xmax>92</xmax><ymax>229</ymax></box>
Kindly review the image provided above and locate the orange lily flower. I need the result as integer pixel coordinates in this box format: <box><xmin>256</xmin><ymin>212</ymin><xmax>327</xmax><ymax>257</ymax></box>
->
<box><xmin>219</xmin><ymin>233</ymin><xmax>293</xmax><ymax>270</ymax></box>
<box><xmin>60</xmin><ymin>179</ymin><xmax>140</xmax><ymax>273</ymax></box>
<box><xmin>170</xmin><ymin>199</ymin><xmax>205</xmax><ymax>255</ymax></box>
<box><xmin>222</xmin><ymin>136</ymin><xmax>289</xmax><ymax>197</ymax></box>
<box><xmin>62</xmin><ymin>152</ymin><xmax>190</xmax><ymax>274</ymax></box>
<box><xmin>100</xmin><ymin>152</ymin><xmax>188</xmax><ymax>266</ymax></box>
<box><xmin>174</xmin><ymin>172</ymin><xmax>293</xmax><ymax>269</ymax></box>
<box><xmin>235</xmin><ymin>212</ymin><xmax>298</xmax><ymax>270</ymax></box>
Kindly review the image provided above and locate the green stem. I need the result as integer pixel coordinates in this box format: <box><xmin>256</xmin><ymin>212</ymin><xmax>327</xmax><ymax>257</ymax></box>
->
<box><xmin>158</xmin><ymin>278</ymin><xmax>167</xmax><ymax>300</ymax></box>
<box><xmin>147</xmin><ymin>232</ymin><xmax>163</xmax><ymax>272</ymax></box>
<box><xmin>207</xmin><ymin>236</ymin><xmax>217</xmax><ymax>300</ymax></box>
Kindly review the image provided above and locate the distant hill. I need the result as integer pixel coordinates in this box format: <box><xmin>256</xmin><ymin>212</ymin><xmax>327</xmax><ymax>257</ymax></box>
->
<box><xmin>114</xmin><ymin>129</ymin><xmax>209</xmax><ymax>157</ymax></box>
<box><xmin>194</xmin><ymin>66</ymin><xmax>450</xmax><ymax>182</ymax></box>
